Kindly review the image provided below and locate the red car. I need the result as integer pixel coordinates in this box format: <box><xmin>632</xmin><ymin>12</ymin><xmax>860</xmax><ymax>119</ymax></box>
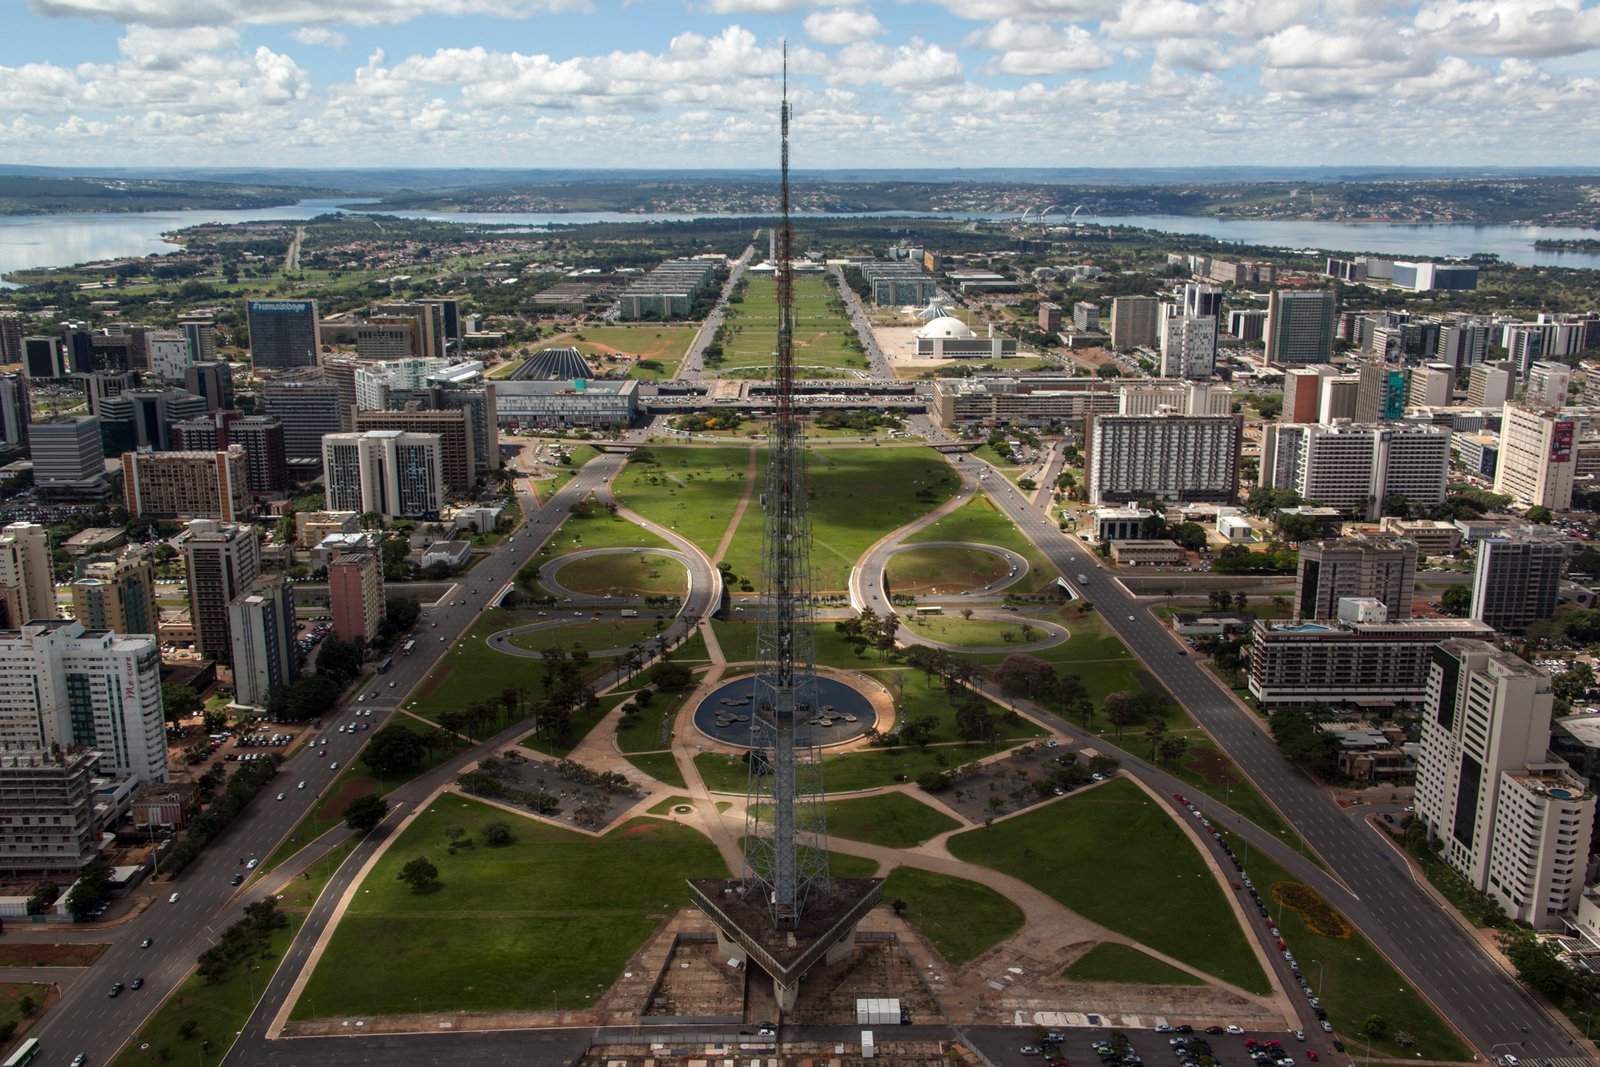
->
<box><xmin>1305</xmin><ymin>1051</ymin><xmax>1318</xmax><ymax>1062</ymax></box>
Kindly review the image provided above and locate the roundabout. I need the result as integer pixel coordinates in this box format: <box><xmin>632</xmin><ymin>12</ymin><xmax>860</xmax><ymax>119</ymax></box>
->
<box><xmin>900</xmin><ymin>612</ymin><xmax>1071</xmax><ymax>654</ymax></box>
<box><xmin>535</xmin><ymin>545</ymin><xmax>691</xmax><ymax>600</ymax></box>
<box><xmin>883</xmin><ymin>540</ymin><xmax>1029</xmax><ymax>596</ymax></box>
<box><xmin>691</xmin><ymin>672</ymin><xmax>885</xmax><ymax>748</ymax></box>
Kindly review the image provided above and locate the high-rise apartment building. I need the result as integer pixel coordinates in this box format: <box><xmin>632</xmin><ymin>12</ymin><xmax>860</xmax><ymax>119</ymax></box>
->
<box><xmin>1471</xmin><ymin>527</ymin><xmax>1570</xmax><ymax>632</ymax></box>
<box><xmin>228</xmin><ymin>575</ymin><xmax>298</xmax><ymax>708</ymax></box>
<box><xmin>1468</xmin><ymin>362</ymin><xmax>1514</xmax><ymax>408</ymax></box>
<box><xmin>375</xmin><ymin>302</ymin><xmax>446</xmax><ymax>360</ymax></box>
<box><xmin>1407</xmin><ymin>363</ymin><xmax>1456</xmax><ymax>408</ymax></box>
<box><xmin>1353</xmin><ymin>362</ymin><xmax>1407</xmax><ymax>422</ymax></box>
<box><xmin>328</xmin><ymin>550</ymin><xmax>383</xmax><ymax>647</ymax></box>
<box><xmin>1279</xmin><ymin>365</ymin><xmax>1338</xmax><ymax>424</ymax></box>
<box><xmin>246</xmin><ymin>300</ymin><xmax>320</xmax><ymax>371</ymax></box>
<box><xmin>181</xmin><ymin>520</ymin><xmax>260</xmax><ymax>663</ymax></box>
<box><xmin>184</xmin><ymin>361</ymin><xmax>235</xmax><ymax>412</ymax></box>
<box><xmin>1038</xmin><ymin>302</ymin><xmax>1062</xmax><ymax>333</ymax></box>
<box><xmin>1085</xmin><ymin>412</ymin><xmax>1242</xmax><ymax>505</ymax></box>
<box><xmin>71</xmin><ymin>551</ymin><xmax>158</xmax><ymax>636</ymax></box>
<box><xmin>122</xmin><ymin>447</ymin><xmax>250</xmax><ymax>521</ymax></box>
<box><xmin>0</xmin><ymin>750</ymin><xmax>100</xmax><ymax>875</ymax></box>
<box><xmin>0</xmin><ymin>523</ymin><xmax>57</xmax><ymax>629</ymax></box>
<box><xmin>1416</xmin><ymin>640</ymin><xmax>1594</xmax><ymax>929</ymax></box>
<box><xmin>387</xmin><ymin>383</ymin><xmax>498</xmax><ymax>479</ymax></box>
<box><xmin>262</xmin><ymin>379</ymin><xmax>346</xmax><ymax>463</ymax></box>
<box><xmin>1437</xmin><ymin>320</ymin><xmax>1490</xmax><ymax>369</ymax></box>
<box><xmin>322</xmin><ymin>430</ymin><xmax>446</xmax><ymax>520</ymax></box>
<box><xmin>1158</xmin><ymin>314</ymin><xmax>1217</xmax><ymax>380</ymax></box>
<box><xmin>0</xmin><ymin>619</ymin><xmax>167</xmax><ymax>784</ymax></box>
<box><xmin>0</xmin><ymin>373</ymin><xmax>29</xmax><ymax>455</ymax></box>
<box><xmin>1227</xmin><ymin>309</ymin><xmax>1267</xmax><ymax>342</ymax></box>
<box><xmin>0</xmin><ymin>313</ymin><xmax>22</xmax><ymax>365</ymax></box>
<box><xmin>148</xmin><ymin>330</ymin><xmax>192</xmax><ymax>379</ymax></box>
<box><xmin>1109</xmin><ymin>296</ymin><xmax>1161</xmax><ymax>350</ymax></box>
<box><xmin>354</xmin><ymin>406</ymin><xmax>476</xmax><ymax>492</ymax></box>
<box><xmin>1265</xmin><ymin>289</ymin><xmax>1335</xmax><ymax>364</ymax></box>
<box><xmin>1260</xmin><ymin>422</ymin><xmax>1452</xmax><ymax>520</ymax></box>
<box><xmin>28</xmin><ymin>416</ymin><xmax>107</xmax><ymax>492</ymax></box>
<box><xmin>1525</xmin><ymin>361</ymin><xmax>1573</xmax><ymax>408</ymax></box>
<box><xmin>1493</xmin><ymin>403</ymin><xmax>1578</xmax><ymax>511</ymax></box>
<box><xmin>1295</xmin><ymin>537</ymin><xmax>1418</xmax><ymax>620</ymax></box>
<box><xmin>179</xmin><ymin>318</ymin><xmax>217</xmax><ymax>364</ymax></box>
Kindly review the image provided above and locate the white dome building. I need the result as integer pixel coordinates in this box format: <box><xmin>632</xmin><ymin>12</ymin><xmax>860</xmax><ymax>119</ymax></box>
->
<box><xmin>914</xmin><ymin>313</ymin><xmax>1016</xmax><ymax>360</ymax></box>
<box><xmin>917</xmin><ymin>315</ymin><xmax>977</xmax><ymax>340</ymax></box>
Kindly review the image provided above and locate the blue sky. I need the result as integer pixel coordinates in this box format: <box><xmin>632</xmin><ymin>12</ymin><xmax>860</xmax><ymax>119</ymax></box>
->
<box><xmin>4</xmin><ymin>0</ymin><xmax>1600</xmax><ymax>168</ymax></box>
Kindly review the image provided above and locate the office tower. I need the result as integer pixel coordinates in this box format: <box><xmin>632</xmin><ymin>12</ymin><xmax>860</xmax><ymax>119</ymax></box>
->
<box><xmin>1437</xmin><ymin>320</ymin><xmax>1490</xmax><ymax>370</ymax></box>
<box><xmin>1354</xmin><ymin>362</ymin><xmax>1407</xmax><ymax>422</ymax></box>
<box><xmin>122</xmin><ymin>447</ymin><xmax>250</xmax><ymax>521</ymax></box>
<box><xmin>227</xmin><ymin>575</ymin><xmax>298</xmax><ymax>708</ymax></box>
<box><xmin>1407</xmin><ymin>364</ymin><xmax>1456</xmax><ymax>408</ymax></box>
<box><xmin>0</xmin><ymin>313</ymin><xmax>22</xmax><ymax>364</ymax></box>
<box><xmin>1471</xmin><ymin>528</ymin><xmax>1570</xmax><ymax>632</ymax></box>
<box><xmin>1265</xmin><ymin>289</ymin><xmax>1335</xmax><ymax>364</ymax></box>
<box><xmin>1117</xmin><ymin>381</ymin><xmax>1233</xmax><ymax>417</ymax></box>
<box><xmin>179</xmin><ymin>317</ymin><xmax>217</xmax><ymax>364</ymax></box>
<box><xmin>59</xmin><ymin>324</ymin><xmax>94</xmax><ymax>374</ymax></box>
<box><xmin>328</xmin><ymin>549</ymin><xmax>383</xmax><ymax>647</ymax></box>
<box><xmin>23</xmin><ymin>336</ymin><xmax>68</xmax><ymax>380</ymax></box>
<box><xmin>1494</xmin><ymin>403</ymin><xmax>1577</xmax><ymax>511</ymax></box>
<box><xmin>1416</xmin><ymin>640</ymin><xmax>1593</xmax><ymax>929</ymax></box>
<box><xmin>107</xmin><ymin>323</ymin><xmax>155</xmax><ymax>373</ymax></box>
<box><xmin>262</xmin><ymin>379</ymin><xmax>345</xmax><ymax>463</ymax></box>
<box><xmin>1295</xmin><ymin>537</ymin><xmax>1418</xmax><ymax>620</ymax></box>
<box><xmin>1467</xmin><ymin>362</ymin><xmax>1514</xmax><ymax>408</ymax></box>
<box><xmin>1524</xmin><ymin>362</ymin><xmax>1573</xmax><ymax>408</ymax></box>
<box><xmin>28</xmin><ymin>416</ymin><xmax>107</xmax><ymax>492</ymax></box>
<box><xmin>355</xmin><ymin>320</ymin><xmax>420</xmax><ymax>361</ymax></box>
<box><xmin>184</xmin><ymin>361</ymin><xmax>235</xmax><ymax>413</ymax></box>
<box><xmin>376</xmin><ymin>301</ymin><xmax>446</xmax><ymax>360</ymax></box>
<box><xmin>1109</xmin><ymin>296</ymin><xmax>1161</xmax><ymax>349</ymax></box>
<box><xmin>1072</xmin><ymin>301</ymin><xmax>1099</xmax><ymax>332</ymax></box>
<box><xmin>96</xmin><ymin>388</ymin><xmax>208</xmax><ymax>453</ymax></box>
<box><xmin>1227</xmin><ymin>308</ymin><xmax>1266</xmax><ymax>342</ymax></box>
<box><xmin>320</xmin><ymin>357</ymin><xmax>360</xmax><ymax>430</ymax></box>
<box><xmin>1158</xmin><ymin>314</ymin><xmax>1218</xmax><ymax>379</ymax></box>
<box><xmin>246</xmin><ymin>300</ymin><xmax>319</xmax><ymax>371</ymax></box>
<box><xmin>228</xmin><ymin>416</ymin><xmax>289</xmax><ymax>495</ymax></box>
<box><xmin>1182</xmin><ymin>283</ymin><xmax>1224</xmax><ymax>320</ymax></box>
<box><xmin>351</xmin><ymin>358</ymin><xmax>482</xmax><ymax>411</ymax></box>
<box><xmin>418</xmin><ymin>298</ymin><xmax>463</xmax><ymax>343</ymax></box>
<box><xmin>322</xmin><ymin>430</ymin><xmax>446</xmax><ymax>520</ymax></box>
<box><xmin>354</xmin><ymin>406</ymin><xmax>475</xmax><ymax>492</ymax></box>
<box><xmin>0</xmin><ymin>750</ymin><xmax>100</xmax><ymax>875</ymax></box>
<box><xmin>80</xmin><ymin>370</ymin><xmax>139</xmax><ymax>419</ymax></box>
<box><xmin>1260</xmin><ymin>422</ymin><xmax>1452</xmax><ymax>520</ymax></box>
<box><xmin>169</xmin><ymin>410</ymin><xmax>237</xmax><ymax>452</ymax></box>
<box><xmin>1317</xmin><ymin>375</ymin><xmax>1359</xmax><ymax>423</ymax></box>
<box><xmin>1038</xmin><ymin>302</ymin><xmax>1062</xmax><ymax>333</ymax></box>
<box><xmin>0</xmin><ymin>620</ymin><xmax>168</xmax><ymax>784</ymax></box>
<box><xmin>0</xmin><ymin>373</ymin><xmax>29</xmax><ymax>454</ymax></box>
<box><xmin>1085</xmin><ymin>412</ymin><xmax>1243</xmax><ymax>505</ymax></box>
<box><xmin>147</xmin><ymin>331</ymin><xmax>192</xmax><ymax>379</ymax></box>
<box><xmin>379</xmin><ymin>381</ymin><xmax>496</xmax><ymax>479</ymax></box>
<box><xmin>182</xmin><ymin>520</ymin><xmax>260</xmax><ymax>664</ymax></box>
<box><xmin>0</xmin><ymin>523</ymin><xmax>57</xmax><ymax>629</ymax></box>
<box><xmin>1282</xmin><ymin>365</ymin><xmax>1338</xmax><ymax>423</ymax></box>
<box><xmin>71</xmin><ymin>551</ymin><xmax>158</xmax><ymax>636</ymax></box>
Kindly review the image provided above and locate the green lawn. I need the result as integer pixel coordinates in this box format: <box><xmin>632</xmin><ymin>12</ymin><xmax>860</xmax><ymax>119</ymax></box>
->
<box><xmin>1062</xmin><ymin>942</ymin><xmax>1202</xmax><ymax>985</ymax></box>
<box><xmin>507</xmin><ymin>618</ymin><xmax>667</xmax><ymax>656</ymax></box>
<box><xmin>293</xmin><ymin>797</ymin><xmax>727</xmax><ymax>1018</ymax></box>
<box><xmin>720</xmin><ymin>447</ymin><xmax>960</xmax><ymax>593</ymax></box>
<box><xmin>614</xmin><ymin>688</ymin><xmax>691</xmax><ymax>753</ymax></box>
<box><xmin>553</xmin><ymin>551</ymin><xmax>687</xmax><ymax>597</ymax></box>
<box><xmin>948</xmin><ymin>778</ymin><xmax>1270</xmax><ymax>995</ymax></box>
<box><xmin>885</xmin><ymin>545</ymin><xmax>1009</xmax><ymax>594</ymax></box>
<box><xmin>696</xmin><ymin>741</ymin><xmax>995</xmax><ymax>795</ymax></box>
<box><xmin>0</xmin><ymin>981</ymin><xmax>51</xmax><ymax>1037</ymax></box>
<box><xmin>901</xmin><ymin>615</ymin><xmax>1054</xmax><ymax>648</ymax></box>
<box><xmin>823</xmin><ymin>791</ymin><xmax>962</xmax><ymax>849</ymax></box>
<box><xmin>622</xmin><ymin>751</ymin><xmax>687</xmax><ymax>789</ymax></box>
<box><xmin>612</xmin><ymin>445</ymin><xmax>753</xmax><ymax>552</ymax></box>
<box><xmin>882</xmin><ymin>867</ymin><xmax>1023</xmax><ymax>967</ymax></box>
<box><xmin>116</xmin><ymin>919</ymin><xmax>301</xmax><ymax>1067</ymax></box>
<box><xmin>408</xmin><ymin>608</ymin><xmax>568</xmax><ymax>725</ymax></box>
<box><xmin>906</xmin><ymin>491</ymin><xmax>1060</xmax><ymax>592</ymax></box>
<box><xmin>535</xmin><ymin>508</ymin><xmax>676</xmax><ymax>557</ymax></box>
<box><xmin>715</xmin><ymin>275</ymin><xmax>866</xmax><ymax>377</ymax></box>
<box><xmin>1216</xmin><ymin>829</ymin><xmax>1470</xmax><ymax>1061</ymax></box>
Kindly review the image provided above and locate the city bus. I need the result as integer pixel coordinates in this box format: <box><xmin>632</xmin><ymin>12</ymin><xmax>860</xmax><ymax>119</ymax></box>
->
<box><xmin>401</xmin><ymin>640</ymin><xmax>415</xmax><ymax>656</ymax></box>
<box><xmin>4</xmin><ymin>1038</ymin><xmax>41</xmax><ymax>1067</ymax></box>
<box><xmin>375</xmin><ymin>656</ymin><xmax>393</xmax><ymax>674</ymax></box>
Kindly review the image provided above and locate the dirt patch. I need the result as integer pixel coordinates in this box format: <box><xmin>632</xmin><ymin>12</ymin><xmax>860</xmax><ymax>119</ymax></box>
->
<box><xmin>316</xmin><ymin>776</ymin><xmax>378</xmax><ymax>821</ymax></box>
<box><xmin>413</xmin><ymin>664</ymin><xmax>452</xmax><ymax>702</ymax></box>
<box><xmin>1183</xmin><ymin>743</ymin><xmax>1241</xmax><ymax>788</ymax></box>
<box><xmin>0</xmin><ymin>943</ymin><xmax>109</xmax><ymax>967</ymax></box>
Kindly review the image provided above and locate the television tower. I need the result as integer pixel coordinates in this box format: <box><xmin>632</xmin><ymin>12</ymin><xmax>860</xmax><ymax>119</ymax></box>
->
<box><xmin>689</xmin><ymin>45</ymin><xmax>882</xmax><ymax>1017</ymax></box>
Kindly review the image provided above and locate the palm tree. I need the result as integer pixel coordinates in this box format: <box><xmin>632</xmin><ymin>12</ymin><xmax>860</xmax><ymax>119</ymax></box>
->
<box><xmin>1144</xmin><ymin>720</ymin><xmax>1168</xmax><ymax>760</ymax></box>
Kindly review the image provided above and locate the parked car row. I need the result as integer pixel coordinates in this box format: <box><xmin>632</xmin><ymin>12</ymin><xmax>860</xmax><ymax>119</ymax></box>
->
<box><xmin>234</xmin><ymin>732</ymin><xmax>292</xmax><ymax>749</ymax></box>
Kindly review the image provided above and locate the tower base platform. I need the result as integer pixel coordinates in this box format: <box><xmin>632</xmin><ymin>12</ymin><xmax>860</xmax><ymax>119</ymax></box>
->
<box><xmin>687</xmin><ymin>877</ymin><xmax>884</xmax><ymax>1015</ymax></box>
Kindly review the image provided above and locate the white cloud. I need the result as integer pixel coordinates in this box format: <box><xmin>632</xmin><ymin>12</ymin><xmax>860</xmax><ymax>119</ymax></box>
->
<box><xmin>966</xmin><ymin>19</ymin><xmax>1114</xmax><ymax>74</ymax></box>
<box><xmin>828</xmin><ymin>39</ymin><xmax>965</xmax><ymax>88</ymax></box>
<box><xmin>290</xmin><ymin>27</ymin><xmax>348</xmax><ymax>46</ymax></box>
<box><xmin>803</xmin><ymin>8</ymin><xmax>883</xmax><ymax>45</ymax></box>
<box><xmin>1414</xmin><ymin>0</ymin><xmax>1600</xmax><ymax>57</ymax></box>
<box><xmin>923</xmin><ymin>0</ymin><xmax>1116</xmax><ymax>18</ymax></box>
<box><xmin>701</xmin><ymin>0</ymin><xmax>848</xmax><ymax>12</ymax></box>
<box><xmin>29</xmin><ymin>0</ymin><xmax>589</xmax><ymax>27</ymax></box>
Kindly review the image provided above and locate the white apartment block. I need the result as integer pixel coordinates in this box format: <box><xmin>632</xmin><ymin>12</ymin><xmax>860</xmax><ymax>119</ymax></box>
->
<box><xmin>1158</xmin><ymin>314</ymin><xmax>1217</xmax><ymax>380</ymax></box>
<box><xmin>1524</xmin><ymin>361</ymin><xmax>1573</xmax><ymax>409</ymax></box>
<box><xmin>1117</xmin><ymin>381</ymin><xmax>1233</xmax><ymax>417</ymax></box>
<box><xmin>0</xmin><ymin>620</ymin><xmax>168</xmax><ymax>784</ymax></box>
<box><xmin>1261</xmin><ymin>421</ymin><xmax>1451</xmax><ymax>520</ymax></box>
<box><xmin>1493</xmin><ymin>403</ymin><xmax>1578</xmax><ymax>511</ymax></box>
<box><xmin>1416</xmin><ymin>640</ymin><xmax>1594</xmax><ymax>929</ymax></box>
<box><xmin>1086</xmin><ymin>412</ymin><xmax>1242</xmax><ymax>505</ymax></box>
<box><xmin>0</xmin><ymin>522</ymin><xmax>56</xmax><ymax>629</ymax></box>
<box><xmin>228</xmin><ymin>575</ymin><xmax>298</xmax><ymax>708</ymax></box>
<box><xmin>323</xmin><ymin>429</ymin><xmax>446</xmax><ymax>520</ymax></box>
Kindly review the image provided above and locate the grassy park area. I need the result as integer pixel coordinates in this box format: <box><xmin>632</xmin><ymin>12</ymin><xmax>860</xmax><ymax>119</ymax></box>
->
<box><xmin>697</xmin><ymin>740</ymin><xmax>993</xmax><ymax>795</ymax></box>
<box><xmin>905</xmin><ymin>491</ymin><xmax>1059</xmax><ymax>592</ymax></box>
<box><xmin>823</xmin><ymin>792</ymin><xmax>961</xmax><ymax>849</ymax></box>
<box><xmin>715</xmin><ymin>275</ymin><xmax>865</xmax><ymax>377</ymax></box>
<box><xmin>885</xmin><ymin>545</ymin><xmax>1010</xmax><ymax>594</ymax></box>
<box><xmin>506</xmin><ymin>618</ymin><xmax>666</xmax><ymax>656</ymax></box>
<box><xmin>292</xmin><ymin>797</ymin><xmax>726</xmax><ymax>1019</ymax></box>
<box><xmin>552</xmin><ymin>550</ymin><xmax>686</xmax><ymax>597</ymax></box>
<box><xmin>612</xmin><ymin>445</ymin><xmax>754</xmax><ymax>551</ymax></box>
<box><xmin>882</xmin><ymin>867</ymin><xmax>1024</xmax><ymax>967</ymax></box>
<box><xmin>901</xmin><ymin>614</ymin><xmax>1056</xmax><ymax>649</ymax></box>
<box><xmin>1062</xmin><ymin>942</ymin><xmax>1202</xmax><ymax>985</ymax></box>
<box><xmin>949</xmin><ymin>778</ymin><xmax>1271</xmax><ymax>995</ymax></box>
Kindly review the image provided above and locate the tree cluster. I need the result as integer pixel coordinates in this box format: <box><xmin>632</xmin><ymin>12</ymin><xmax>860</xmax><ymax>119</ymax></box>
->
<box><xmin>1268</xmin><ymin>706</ymin><xmax>1342</xmax><ymax>780</ymax></box>
<box><xmin>164</xmin><ymin>756</ymin><xmax>284</xmax><ymax>875</ymax></box>
<box><xmin>197</xmin><ymin>899</ymin><xmax>287</xmax><ymax>983</ymax></box>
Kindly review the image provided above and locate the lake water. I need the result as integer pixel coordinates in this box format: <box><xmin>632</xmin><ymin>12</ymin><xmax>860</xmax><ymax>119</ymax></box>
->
<box><xmin>3</xmin><ymin>198</ymin><xmax>1599</xmax><ymax>282</ymax></box>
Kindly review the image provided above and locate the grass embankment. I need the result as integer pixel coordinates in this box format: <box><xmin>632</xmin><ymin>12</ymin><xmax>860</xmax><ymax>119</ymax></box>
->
<box><xmin>882</xmin><ymin>867</ymin><xmax>1023</xmax><ymax>967</ymax></box>
<box><xmin>823</xmin><ymin>792</ymin><xmax>961</xmax><ymax>849</ymax></box>
<box><xmin>552</xmin><ymin>551</ymin><xmax>687</xmax><ymax>597</ymax></box>
<box><xmin>884</xmin><ymin>545</ymin><xmax>1010</xmax><ymax>594</ymax></box>
<box><xmin>948</xmin><ymin>778</ymin><xmax>1271</xmax><ymax>995</ymax></box>
<box><xmin>905</xmin><ymin>490</ymin><xmax>1060</xmax><ymax>592</ymax></box>
<box><xmin>1062</xmin><ymin>943</ymin><xmax>1202</xmax><ymax>985</ymax></box>
<box><xmin>293</xmin><ymin>796</ymin><xmax>726</xmax><ymax>1018</ymax></box>
<box><xmin>716</xmin><ymin>275</ymin><xmax>864</xmax><ymax>377</ymax></box>
<box><xmin>611</xmin><ymin>445</ymin><xmax>753</xmax><ymax>551</ymax></box>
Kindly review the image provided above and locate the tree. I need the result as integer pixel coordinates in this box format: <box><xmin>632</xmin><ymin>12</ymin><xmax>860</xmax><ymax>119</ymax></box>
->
<box><xmin>482</xmin><ymin>821</ymin><xmax>513</xmax><ymax>847</ymax></box>
<box><xmin>1102</xmin><ymin>690</ymin><xmax>1149</xmax><ymax>738</ymax></box>
<box><xmin>954</xmin><ymin>696</ymin><xmax>999</xmax><ymax>742</ymax></box>
<box><xmin>1144</xmin><ymin>719</ymin><xmax>1168</xmax><ymax>760</ymax></box>
<box><xmin>1158</xmin><ymin>735</ymin><xmax>1190</xmax><ymax>769</ymax></box>
<box><xmin>1553</xmin><ymin>661</ymin><xmax>1596</xmax><ymax>705</ymax></box>
<box><xmin>994</xmin><ymin>653</ymin><xmax>1057</xmax><ymax>701</ymax></box>
<box><xmin>1439</xmin><ymin>584</ymin><xmax>1471</xmax><ymax>617</ymax></box>
<box><xmin>161</xmin><ymin>682</ymin><xmax>203</xmax><ymax>725</ymax></box>
<box><xmin>384</xmin><ymin>596</ymin><xmax>421</xmax><ymax>632</ymax></box>
<box><xmin>316</xmin><ymin>636</ymin><xmax>363</xmax><ymax>681</ymax></box>
<box><xmin>1170</xmin><ymin>522</ymin><xmax>1209</xmax><ymax>552</ymax></box>
<box><xmin>65</xmin><ymin>864</ymin><xmax>113</xmax><ymax>921</ymax></box>
<box><xmin>649</xmin><ymin>661</ymin><xmax>692</xmax><ymax>690</ymax></box>
<box><xmin>398</xmin><ymin>857</ymin><xmax>440</xmax><ymax>894</ymax></box>
<box><xmin>1526</xmin><ymin>505</ymin><xmax>1554</xmax><ymax>524</ymax></box>
<box><xmin>1272</xmin><ymin>512</ymin><xmax>1319</xmax><ymax>544</ymax></box>
<box><xmin>343</xmin><ymin>793</ymin><xmax>389</xmax><ymax>833</ymax></box>
<box><xmin>362</xmin><ymin>724</ymin><xmax>429</xmax><ymax>777</ymax></box>
<box><xmin>1362</xmin><ymin>1015</ymin><xmax>1389</xmax><ymax>1039</ymax></box>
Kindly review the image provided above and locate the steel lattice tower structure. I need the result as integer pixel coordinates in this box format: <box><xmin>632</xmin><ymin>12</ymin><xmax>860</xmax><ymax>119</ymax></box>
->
<box><xmin>688</xmin><ymin>48</ymin><xmax>881</xmax><ymax>1015</ymax></box>
<box><xmin>741</xmin><ymin>49</ymin><xmax>831</xmax><ymax>929</ymax></box>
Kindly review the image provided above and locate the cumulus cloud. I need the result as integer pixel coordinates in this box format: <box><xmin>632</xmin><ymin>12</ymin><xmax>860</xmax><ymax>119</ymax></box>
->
<box><xmin>965</xmin><ymin>19</ymin><xmax>1114</xmax><ymax>73</ymax></box>
<box><xmin>290</xmin><ymin>27</ymin><xmax>348</xmax><ymax>46</ymax></box>
<box><xmin>30</xmin><ymin>0</ymin><xmax>589</xmax><ymax>27</ymax></box>
<box><xmin>1414</xmin><ymin>0</ymin><xmax>1600</xmax><ymax>57</ymax></box>
<box><xmin>803</xmin><ymin>7</ymin><xmax>883</xmax><ymax>45</ymax></box>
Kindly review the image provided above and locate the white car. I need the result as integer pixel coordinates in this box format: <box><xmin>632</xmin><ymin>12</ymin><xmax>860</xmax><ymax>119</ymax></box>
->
<box><xmin>297</xmin><ymin>781</ymin><xmax>306</xmax><ymax>789</ymax></box>
<box><xmin>276</xmin><ymin>792</ymin><xmax>286</xmax><ymax>801</ymax></box>
<box><xmin>330</xmin><ymin>761</ymin><xmax>339</xmax><ymax>770</ymax></box>
<box><xmin>168</xmin><ymin>893</ymin><xmax>179</xmax><ymax>904</ymax></box>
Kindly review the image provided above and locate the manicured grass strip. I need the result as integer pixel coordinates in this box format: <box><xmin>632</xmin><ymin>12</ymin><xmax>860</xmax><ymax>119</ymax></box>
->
<box><xmin>1216</xmin><ymin>829</ymin><xmax>1471</xmax><ymax>1062</ymax></box>
<box><xmin>612</xmin><ymin>445</ymin><xmax>753</xmax><ymax>552</ymax></box>
<box><xmin>293</xmin><ymin>797</ymin><xmax>727</xmax><ymax>1018</ymax></box>
<box><xmin>623</xmin><ymin>752</ymin><xmax>687</xmax><ymax>790</ymax></box>
<box><xmin>647</xmin><ymin>795</ymin><xmax>694</xmax><ymax>815</ymax></box>
<box><xmin>885</xmin><ymin>545</ymin><xmax>1009</xmax><ymax>595</ymax></box>
<box><xmin>824</xmin><ymin>792</ymin><xmax>961</xmax><ymax>849</ymax></box>
<box><xmin>906</xmin><ymin>489</ymin><xmax>1060</xmax><ymax>591</ymax></box>
<box><xmin>696</xmin><ymin>741</ymin><xmax>996</xmax><ymax>794</ymax></box>
<box><xmin>1062</xmin><ymin>942</ymin><xmax>1202</xmax><ymax>985</ymax></box>
<box><xmin>882</xmin><ymin>867</ymin><xmax>1022</xmax><ymax>968</ymax></box>
<box><xmin>948</xmin><ymin>777</ymin><xmax>1270</xmax><ymax>995</ymax></box>
<box><xmin>0</xmin><ymin>982</ymin><xmax>52</xmax><ymax>1033</ymax></box>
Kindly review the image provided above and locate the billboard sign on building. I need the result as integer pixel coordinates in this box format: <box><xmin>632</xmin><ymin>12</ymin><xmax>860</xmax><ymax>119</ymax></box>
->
<box><xmin>1551</xmin><ymin>420</ymin><xmax>1575</xmax><ymax>463</ymax></box>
